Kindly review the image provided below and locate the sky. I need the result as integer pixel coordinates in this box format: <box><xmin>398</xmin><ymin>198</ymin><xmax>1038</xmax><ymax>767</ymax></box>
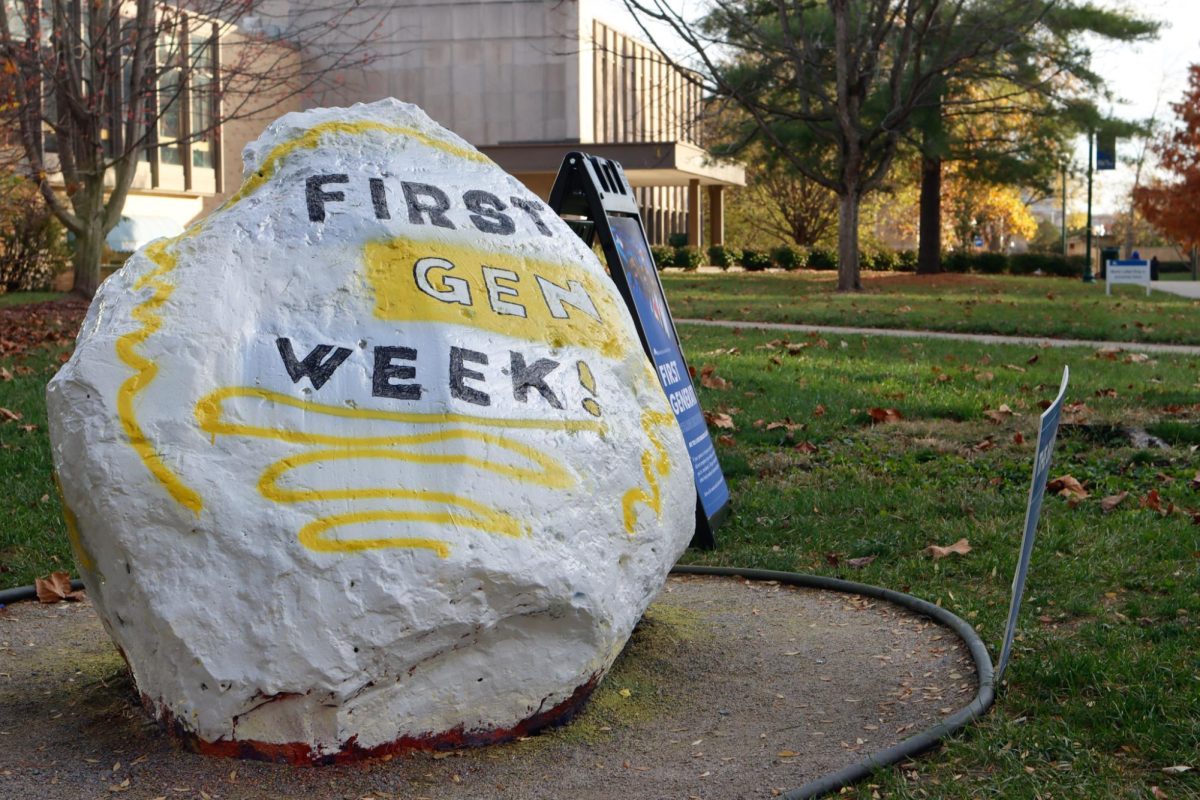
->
<box><xmin>600</xmin><ymin>0</ymin><xmax>1200</xmax><ymax>215</ymax></box>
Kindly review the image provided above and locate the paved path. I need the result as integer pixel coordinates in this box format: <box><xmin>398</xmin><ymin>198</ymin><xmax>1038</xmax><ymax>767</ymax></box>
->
<box><xmin>677</xmin><ymin>318</ymin><xmax>1200</xmax><ymax>356</ymax></box>
<box><xmin>1151</xmin><ymin>280</ymin><xmax>1200</xmax><ymax>299</ymax></box>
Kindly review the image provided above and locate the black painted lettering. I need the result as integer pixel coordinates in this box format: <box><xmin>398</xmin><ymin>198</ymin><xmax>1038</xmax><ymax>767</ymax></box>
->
<box><xmin>276</xmin><ymin>337</ymin><xmax>352</xmax><ymax>390</ymax></box>
<box><xmin>510</xmin><ymin>351</ymin><xmax>562</xmax><ymax>409</ymax></box>
<box><xmin>510</xmin><ymin>196</ymin><xmax>553</xmax><ymax>236</ymax></box>
<box><xmin>402</xmin><ymin>182</ymin><xmax>456</xmax><ymax>229</ymax></box>
<box><xmin>449</xmin><ymin>347</ymin><xmax>490</xmax><ymax>406</ymax></box>
<box><xmin>369</xmin><ymin>178</ymin><xmax>391</xmax><ymax>220</ymax></box>
<box><xmin>463</xmin><ymin>190</ymin><xmax>515</xmax><ymax>235</ymax></box>
<box><xmin>305</xmin><ymin>174</ymin><xmax>349</xmax><ymax>222</ymax></box>
<box><xmin>372</xmin><ymin>346</ymin><xmax>420</xmax><ymax>400</ymax></box>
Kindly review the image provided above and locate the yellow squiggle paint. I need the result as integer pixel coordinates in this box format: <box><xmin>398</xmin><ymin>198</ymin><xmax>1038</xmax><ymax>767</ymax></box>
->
<box><xmin>54</xmin><ymin>472</ymin><xmax>96</xmax><ymax>573</ymax></box>
<box><xmin>620</xmin><ymin>410</ymin><xmax>674</xmax><ymax>534</ymax></box>
<box><xmin>198</xmin><ymin>385</ymin><xmax>607</xmax><ymax>555</ymax></box>
<box><xmin>114</xmin><ymin>240</ymin><xmax>204</xmax><ymax>516</ymax></box>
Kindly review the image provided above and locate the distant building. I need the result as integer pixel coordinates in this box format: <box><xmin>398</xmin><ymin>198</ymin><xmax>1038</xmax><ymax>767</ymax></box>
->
<box><xmin>293</xmin><ymin>0</ymin><xmax>744</xmax><ymax>245</ymax></box>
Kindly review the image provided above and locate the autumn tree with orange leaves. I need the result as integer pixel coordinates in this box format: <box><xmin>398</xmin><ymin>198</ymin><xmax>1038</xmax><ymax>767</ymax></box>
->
<box><xmin>1135</xmin><ymin>65</ymin><xmax>1200</xmax><ymax>256</ymax></box>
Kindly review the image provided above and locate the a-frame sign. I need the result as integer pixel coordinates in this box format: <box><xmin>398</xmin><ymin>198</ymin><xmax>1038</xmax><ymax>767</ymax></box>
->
<box><xmin>549</xmin><ymin>152</ymin><xmax>729</xmax><ymax>549</ymax></box>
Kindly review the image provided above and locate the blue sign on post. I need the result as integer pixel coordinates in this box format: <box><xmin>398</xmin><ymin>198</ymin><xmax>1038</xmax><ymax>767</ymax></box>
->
<box><xmin>1096</xmin><ymin>132</ymin><xmax>1117</xmax><ymax>170</ymax></box>
<box><xmin>997</xmin><ymin>366</ymin><xmax>1069</xmax><ymax>681</ymax></box>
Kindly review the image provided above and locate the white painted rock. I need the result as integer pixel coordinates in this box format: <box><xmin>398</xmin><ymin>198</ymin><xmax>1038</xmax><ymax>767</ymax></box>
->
<box><xmin>47</xmin><ymin>99</ymin><xmax>695</xmax><ymax>763</ymax></box>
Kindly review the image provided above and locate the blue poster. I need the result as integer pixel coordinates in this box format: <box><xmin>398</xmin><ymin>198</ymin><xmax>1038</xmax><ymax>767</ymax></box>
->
<box><xmin>606</xmin><ymin>215</ymin><xmax>730</xmax><ymax>521</ymax></box>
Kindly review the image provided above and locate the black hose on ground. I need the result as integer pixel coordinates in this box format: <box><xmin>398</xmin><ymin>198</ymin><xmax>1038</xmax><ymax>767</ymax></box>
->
<box><xmin>670</xmin><ymin>565</ymin><xmax>996</xmax><ymax>800</ymax></box>
<box><xmin>0</xmin><ymin>568</ymin><xmax>994</xmax><ymax>799</ymax></box>
<box><xmin>0</xmin><ymin>579</ymin><xmax>84</xmax><ymax>605</ymax></box>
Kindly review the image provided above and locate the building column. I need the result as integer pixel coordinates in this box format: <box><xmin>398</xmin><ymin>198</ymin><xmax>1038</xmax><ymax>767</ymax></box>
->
<box><xmin>707</xmin><ymin>185</ymin><xmax>725</xmax><ymax>246</ymax></box>
<box><xmin>686</xmin><ymin>178</ymin><xmax>701</xmax><ymax>247</ymax></box>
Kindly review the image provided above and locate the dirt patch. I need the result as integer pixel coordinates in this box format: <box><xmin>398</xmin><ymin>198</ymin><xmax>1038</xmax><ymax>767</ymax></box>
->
<box><xmin>0</xmin><ymin>575</ymin><xmax>977</xmax><ymax>800</ymax></box>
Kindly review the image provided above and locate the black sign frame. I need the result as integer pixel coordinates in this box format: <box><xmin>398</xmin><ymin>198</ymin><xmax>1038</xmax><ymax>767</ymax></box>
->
<box><xmin>548</xmin><ymin>152</ymin><xmax>729</xmax><ymax>549</ymax></box>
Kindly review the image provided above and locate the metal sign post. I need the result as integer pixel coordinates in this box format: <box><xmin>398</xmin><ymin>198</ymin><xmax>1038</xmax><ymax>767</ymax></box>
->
<box><xmin>997</xmin><ymin>366</ymin><xmax>1069</xmax><ymax>681</ymax></box>
<box><xmin>548</xmin><ymin>152</ymin><xmax>730</xmax><ymax>549</ymax></box>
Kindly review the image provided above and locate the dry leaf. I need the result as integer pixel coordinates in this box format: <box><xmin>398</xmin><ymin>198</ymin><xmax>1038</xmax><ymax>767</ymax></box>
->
<box><xmin>35</xmin><ymin>571</ymin><xmax>82</xmax><ymax>604</ymax></box>
<box><xmin>1013</xmin><ymin>431</ymin><xmax>1025</xmax><ymax>445</ymax></box>
<box><xmin>0</xmin><ymin>367</ymin><xmax>11</xmax><ymax>381</ymax></box>
<box><xmin>704</xmin><ymin>411</ymin><xmax>736</xmax><ymax>430</ymax></box>
<box><xmin>1189</xmin><ymin>473</ymin><xmax>1200</xmax><ymax>491</ymax></box>
<box><xmin>975</xmin><ymin>371</ymin><xmax>994</xmax><ymax>382</ymax></box>
<box><xmin>1094</xmin><ymin>347</ymin><xmax>1121</xmax><ymax>361</ymax></box>
<box><xmin>1161</xmin><ymin>766</ymin><xmax>1193</xmax><ymax>775</ymax></box>
<box><xmin>1124</xmin><ymin>353</ymin><xmax>1151</xmax><ymax>364</ymax></box>
<box><xmin>716</xmin><ymin>434</ymin><xmax>735</xmax><ymax>446</ymax></box>
<box><xmin>1100</xmin><ymin>492</ymin><xmax>1129</xmax><ymax>513</ymax></box>
<box><xmin>867</xmin><ymin>407</ymin><xmax>903</xmax><ymax>424</ymax></box>
<box><xmin>794</xmin><ymin>441</ymin><xmax>818</xmax><ymax>454</ymax></box>
<box><xmin>845</xmin><ymin>555</ymin><xmax>877</xmax><ymax>569</ymax></box>
<box><xmin>1026</xmin><ymin>354</ymin><xmax>1039</xmax><ymax>365</ymax></box>
<box><xmin>1094</xmin><ymin>388</ymin><xmax>1118</xmax><ymax>398</ymax></box>
<box><xmin>1151</xmin><ymin>787</ymin><xmax>1168</xmax><ymax>799</ymax></box>
<box><xmin>777</xmin><ymin>750</ymin><xmax>800</xmax><ymax>758</ymax></box>
<box><xmin>1047</xmin><ymin>476</ymin><xmax>1089</xmax><ymax>500</ymax></box>
<box><xmin>983</xmin><ymin>406</ymin><xmax>1013</xmax><ymax>424</ymax></box>
<box><xmin>812</xmin><ymin>403</ymin><xmax>826</xmax><ymax>417</ymax></box>
<box><xmin>924</xmin><ymin>539</ymin><xmax>971</xmax><ymax>559</ymax></box>
<box><xmin>1141</xmin><ymin>490</ymin><xmax>1164</xmax><ymax>513</ymax></box>
<box><xmin>699</xmin><ymin>365</ymin><xmax>731</xmax><ymax>390</ymax></box>
<box><xmin>0</xmin><ymin>407</ymin><xmax>22</xmax><ymax>422</ymax></box>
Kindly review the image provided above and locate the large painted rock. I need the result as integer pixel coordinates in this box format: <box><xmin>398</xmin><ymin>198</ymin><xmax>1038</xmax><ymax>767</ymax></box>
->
<box><xmin>46</xmin><ymin>99</ymin><xmax>695</xmax><ymax>763</ymax></box>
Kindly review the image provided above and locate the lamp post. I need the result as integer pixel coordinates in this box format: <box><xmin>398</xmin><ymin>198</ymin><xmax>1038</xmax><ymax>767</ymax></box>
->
<box><xmin>1083</xmin><ymin>131</ymin><xmax>1095</xmax><ymax>283</ymax></box>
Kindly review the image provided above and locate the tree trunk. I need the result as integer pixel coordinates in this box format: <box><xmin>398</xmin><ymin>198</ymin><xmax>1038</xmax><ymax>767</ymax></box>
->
<box><xmin>836</xmin><ymin>191</ymin><xmax>862</xmax><ymax>291</ymax></box>
<box><xmin>72</xmin><ymin>218</ymin><xmax>105</xmax><ymax>297</ymax></box>
<box><xmin>917</xmin><ymin>154</ymin><xmax>942</xmax><ymax>274</ymax></box>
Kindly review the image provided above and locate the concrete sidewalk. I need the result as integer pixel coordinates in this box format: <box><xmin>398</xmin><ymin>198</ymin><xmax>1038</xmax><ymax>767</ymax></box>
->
<box><xmin>677</xmin><ymin>318</ymin><xmax>1200</xmax><ymax>356</ymax></box>
<box><xmin>1151</xmin><ymin>280</ymin><xmax>1200</xmax><ymax>299</ymax></box>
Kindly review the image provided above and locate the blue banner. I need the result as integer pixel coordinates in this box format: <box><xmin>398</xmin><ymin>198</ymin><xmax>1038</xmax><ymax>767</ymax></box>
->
<box><xmin>606</xmin><ymin>215</ymin><xmax>730</xmax><ymax>520</ymax></box>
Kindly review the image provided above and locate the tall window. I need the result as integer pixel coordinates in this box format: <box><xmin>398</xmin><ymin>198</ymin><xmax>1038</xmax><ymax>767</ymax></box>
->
<box><xmin>189</xmin><ymin>29</ymin><xmax>215</xmax><ymax>169</ymax></box>
<box><xmin>157</xmin><ymin>31</ymin><xmax>182</xmax><ymax>166</ymax></box>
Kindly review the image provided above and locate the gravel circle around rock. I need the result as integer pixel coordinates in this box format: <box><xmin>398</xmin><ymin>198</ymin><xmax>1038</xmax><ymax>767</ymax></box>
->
<box><xmin>0</xmin><ymin>574</ymin><xmax>977</xmax><ymax>800</ymax></box>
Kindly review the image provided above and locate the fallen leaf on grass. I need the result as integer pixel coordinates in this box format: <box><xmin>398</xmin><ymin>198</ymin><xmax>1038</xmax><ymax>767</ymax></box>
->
<box><xmin>1162</xmin><ymin>766</ymin><xmax>1193</xmax><ymax>775</ymax></box>
<box><xmin>1013</xmin><ymin>432</ymin><xmax>1025</xmax><ymax>445</ymax></box>
<box><xmin>1124</xmin><ymin>353</ymin><xmax>1151</xmax><ymax>364</ymax></box>
<box><xmin>35</xmin><ymin>571</ymin><xmax>83</xmax><ymax>603</ymax></box>
<box><xmin>0</xmin><ymin>367</ymin><xmax>10</xmax><ymax>381</ymax></box>
<box><xmin>699</xmin><ymin>365</ymin><xmax>731</xmax><ymax>390</ymax></box>
<box><xmin>766</xmin><ymin>418</ymin><xmax>805</xmax><ymax>434</ymax></box>
<box><xmin>777</xmin><ymin>750</ymin><xmax>800</xmax><ymax>758</ymax></box>
<box><xmin>812</xmin><ymin>403</ymin><xmax>825</xmax><ymax>417</ymax></box>
<box><xmin>1094</xmin><ymin>388</ymin><xmax>1118</xmax><ymax>398</ymax></box>
<box><xmin>825</xmin><ymin>552</ymin><xmax>842</xmax><ymax>567</ymax></box>
<box><xmin>1100</xmin><ymin>492</ymin><xmax>1129</xmax><ymax>513</ymax></box>
<box><xmin>0</xmin><ymin>407</ymin><xmax>22</xmax><ymax>422</ymax></box>
<box><xmin>716</xmin><ymin>434</ymin><xmax>736</xmax><ymax>446</ymax></box>
<box><xmin>1151</xmin><ymin>787</ymin><xmax>1168</xmax><ymax>799</ymax></box>
<box><xmin>1027</xmin><ymin>354</ymin><xmax>1039</xmax><ymax>365</ymax></box>
<box><xmin>1141</xmin><ymin>490</ymin><xmax>1165</xmax><ymax>513</ymax></box>
<box><xmin>867</xmin><ymin>407</ymin><xmax>903</xmax><ymax>424</ymax></box>
<box><xmin>845</xmin><ymin>555</ymin><xmax>877</xmax><ymax>569</ymax></box>
<box><xmin>1094</xmin><ymin>347</ymin><xmax>1121</xmax><ymax>361</ymax></box>
<box><xmin>975</xmin><ymin>371</ymin><xmax>994</xmax><ymax>382</ymax></box>
<box><xmin>704</xmin><ymin>411</ymin><xmax>736</xmax><ymax>430</ymax></box>
<box><xmin>924</xmin><ymin>539</ymin><xmax>971</xmax><ymax>559</ymax></box>
<box><xmin>794</xmin><ymin>441</ymin><xmax>818</xmax><ymax>454</ymax></box>
<box><xmin>1047</xmin><ymin>476</ymin><xmax>1088</xmax><ymax>500</ymax></box>
<box><xmin>983</xmin><ymin>405</ymin><xmax>1014</xmax><ymax>424</ymax></box>
<box><xmin>1191</xmin><ymin>473</ymin><xmax>1200</xmax><ymax>491</ymax></box>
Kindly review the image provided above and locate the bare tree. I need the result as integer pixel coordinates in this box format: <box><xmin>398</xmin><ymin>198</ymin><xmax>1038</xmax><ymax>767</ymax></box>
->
<box><xmin>622</xmin><ymin>0</ymin><xmax>1098</xmax><ymax>291</ymax></box>
<box><xmin>0</xmin><ymin>0</ymin><xmax>385</xmax><ymax>295</ymax></box>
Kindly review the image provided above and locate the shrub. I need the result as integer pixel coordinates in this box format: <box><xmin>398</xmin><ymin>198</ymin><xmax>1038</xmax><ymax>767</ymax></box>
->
<box><xmin>943</xmin><ymin>251</ymin><xmax>971</xmax><ymax>273</ymax></box>
<box><xmin>770</xmin><ymin>244</ymin><xmax>805</xmax><ymax>270</ymax></box>
<box><xmin>706</xmin><ymin>244</ymin><xmax>741</xmax><ymax>269</ymax></box>
<box><xmin>807</xmin><ymin>247</ymin><xmax>837</xmax><ymax>270</ymax></box>
<box><xmin>0</xmin><ymin>177</ymin><xmax>71</xmax><ymax>292</ymax></box>
<box><xmin>897</xmin><ymin>249</ymin><xmax>918</xmax><ymax>271</ymax></box>
<box><xmin>865</xmin><ymin>248</ymin><xmax>900</xmax><ymax>272</ymax></box>
<box><xmin>974</xmin><ymin>252</ymin><xmax>1008</xmax><ymax>274</ymax></box>
<box><xmin>1008</xmin><ymin>253</ymin><xmax>1044</xmax><ymax>275</ymax></box>
<box><xmin>649</xmin><ymin>245</ymin><xmax>675</xmax><ymax>270</ymax></box>
<box><xmin>672</xmin><ymin>246</ymin><xmax>704</xmax><ymax>269</ymax></box>
<box><xmin>740</xmin><ymin>249</ymin><xmax>772</xmax><ymax>271</ymax></box>
<box><xmin>667</xmin><ymin>232</ymin><xmax>688</xmax><ymax>248</ymax></box>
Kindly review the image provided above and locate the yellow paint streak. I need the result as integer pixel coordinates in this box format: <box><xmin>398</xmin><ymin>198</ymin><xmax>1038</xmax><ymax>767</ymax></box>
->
<box><xmin>364</xmin><ymin>237</ymin><xmax>632</xmax><ymax>359</ymax></box>
<box><xmin>621</xmin><ymin>410</ymin><xmax>675</xmax><ymax>535</ymax></box>
<box><xmin>114</xmin><ymin>240</ymin><xmax>204</xmax><ymax>516</ymax></box>
<box><xmin>54</xmin><ymin>472</ymin><xmax>96</xmax><ymax>573</ymax></box>
<box><xmin>225</xmin><ymin>120</ymin><xmax>488</xmax><ymax>211</ymax></box>
<box><xmin>298</xmin><ymin>512</ymin><xmax>451</xmax><ymax>557</ymax></box>
<box><xmin>198</xmin><ymin>385</ymin><xmax>608</xmax><ymax>555</ymax></box>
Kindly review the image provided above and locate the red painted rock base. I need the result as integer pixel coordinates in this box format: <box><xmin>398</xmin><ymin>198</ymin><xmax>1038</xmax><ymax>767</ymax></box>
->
<box><xmin>140</xmin><ymin>672</ymin><xmax>602</xmax><ymax>765</ymax></box>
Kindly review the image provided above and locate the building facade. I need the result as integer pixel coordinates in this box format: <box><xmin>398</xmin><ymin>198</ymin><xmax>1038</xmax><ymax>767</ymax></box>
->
<box><xmin>297</xmin><ymin>0</ymin><xmax>743</xmax><ymax>245</ymax></box>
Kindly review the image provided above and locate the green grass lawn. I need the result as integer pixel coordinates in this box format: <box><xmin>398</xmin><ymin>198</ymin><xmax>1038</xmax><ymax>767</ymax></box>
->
<box><xmin>662</xmin><ymin>271</ymin><xmax>1200</xmax><ymax>345</ymax></box>
<box><xmin>2</xmin><ymin>292</ymin><xmax>1198</xmax><ymax>798</ymax></box>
